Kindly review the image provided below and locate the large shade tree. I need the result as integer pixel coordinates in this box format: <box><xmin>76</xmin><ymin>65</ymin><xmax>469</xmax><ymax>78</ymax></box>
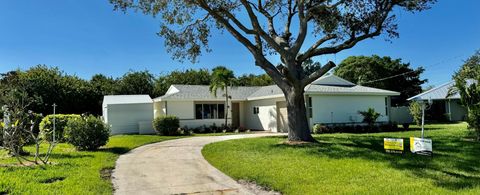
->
<box><xmin>110</xmin><ymin>0</ymin><xmax>435</xmax><ymax>142</ymax></box>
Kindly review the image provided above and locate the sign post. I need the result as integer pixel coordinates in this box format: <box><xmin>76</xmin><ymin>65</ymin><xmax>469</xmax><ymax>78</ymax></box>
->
<box><xmin>53</xmin><ymin>103</ymin><xmax>57</xmax><ymax>143</ymax></box>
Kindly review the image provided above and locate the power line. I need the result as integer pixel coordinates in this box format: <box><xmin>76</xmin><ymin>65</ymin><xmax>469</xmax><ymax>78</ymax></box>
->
<box><xmin>361</xmin><ymin>55</ymin><xmax>464</xmax><ymax>84</ymax></box>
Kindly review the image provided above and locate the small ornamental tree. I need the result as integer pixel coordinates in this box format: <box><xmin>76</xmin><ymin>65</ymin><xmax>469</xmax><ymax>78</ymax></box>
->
<box><xmin>409</xmin><ymin>101</ymin><xmax>422</xmax><ymax>126</ymax></box>
<box><xmin>111</xmin><ymin>0</ymin><xmax>435</xmax><ymax>142</ymax></box>
<box><xmin>0</xmin><ymin>87</ymin><xmax>56</xmax><ymax>165</ymax></box>
<box><xmin>358</xmin><ymin>108</ymin><xmax>381</xmax><ymax>127</ymax></box>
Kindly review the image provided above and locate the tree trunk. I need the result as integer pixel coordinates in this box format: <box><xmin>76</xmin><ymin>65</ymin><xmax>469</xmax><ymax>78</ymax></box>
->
<box><xmin>225</xmin><ymin>86</ymin><xmax>228</xmax><ymax>127</ymax></box>
<box><xmin>284</xmin><ymin>87</ymin><xmax>315</xmax><ymax>142</ymax></box>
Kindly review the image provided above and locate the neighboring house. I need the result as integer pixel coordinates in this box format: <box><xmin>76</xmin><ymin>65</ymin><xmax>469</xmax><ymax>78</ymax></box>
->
<box><xmin>103</xmin><ymin>75</ymin><xmax>400</xmax><ymax>135</ymax></box>
<box><xmin>407</xmin><ymin>81</ymin><xmax>467</xmax><ymax>121</ymax></box>
<box><xmin>102</xmin><ymin>95</ymin><xmax>155</xmax><ymax>134</ymax></box>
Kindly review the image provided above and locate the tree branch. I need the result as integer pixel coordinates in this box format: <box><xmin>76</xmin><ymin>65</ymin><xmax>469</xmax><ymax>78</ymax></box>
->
<box><xmin>284</xmin><ymin>0</ymin><xmax>297</xmax><ymax>39</ymax></box>
<box><xmin>239</xmin><ymin>0</ymin><xmax>288</xmax><ymax>56</ymax></box>
<box><xmin>290</xmin><ymin>0</ymin><xmax>307</xmax><ymax>55</ymax></box>
<box><xmin>301</xmin><ymin>61</ymin><xmax>336</xmax><ymax>86</ymax></box>
<box><xmin>196</xmin><ymin>0</ymin><xmax>259</xmax><ymax>56</ymax></box>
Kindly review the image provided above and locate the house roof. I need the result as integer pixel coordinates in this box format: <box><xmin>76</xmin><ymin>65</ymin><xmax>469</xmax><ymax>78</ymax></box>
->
<box><xmin>311</xmin><ymin>74</ymin><xmax>355</xmax><ymax>86</ymax></box>
<box><xmin>305</xmin><ymin>84</ymin><xmax>400</xmax><ymax>95</ymax></box>
<box><xmin>103</xmin><ymin>95</ymin><xmax>153</xmax><ymax>105</ymax></box>
<box><xmin>155</xmin><ymin>85</ymin><xmax>261</xmax><ymax>101</ymax></box>
<box><xmin>154</xmin><ymin>75</ymin><xmax>400</xmax><ymax>101</ymax></box>
<box><xmin>407</xmin><ymin>81</ymin><xmax>459</xmax><ymax>101</ymax></box>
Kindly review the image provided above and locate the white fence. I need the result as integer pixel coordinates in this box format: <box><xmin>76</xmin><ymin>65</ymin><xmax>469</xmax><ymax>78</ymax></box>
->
<box><xmin>390</xmin><ymin>106</ymin><xmax>413</xmax><ymax>124</ymax></box>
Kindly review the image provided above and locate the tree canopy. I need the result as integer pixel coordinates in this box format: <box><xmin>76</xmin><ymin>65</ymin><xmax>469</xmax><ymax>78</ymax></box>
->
<box><xmin>0</xmin><ymin>65</ymin><xmax>273</xmax><ymax>115</ymax></box>
<box><xmin>334</xmin><ymin>55</ymin><xmax>426</xmax><ymax>105</ymax></box>
<box><xmin>452</xmin><ymin>50</ymin><xmax>480</xmax><ymax>140</ymax></box>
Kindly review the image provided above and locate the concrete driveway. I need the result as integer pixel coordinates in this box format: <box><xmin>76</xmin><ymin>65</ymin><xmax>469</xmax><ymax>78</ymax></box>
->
<box><xmin>112</xmin><ymin>133</ymin><xmax>284</xmax><ymax>195</ymax></box>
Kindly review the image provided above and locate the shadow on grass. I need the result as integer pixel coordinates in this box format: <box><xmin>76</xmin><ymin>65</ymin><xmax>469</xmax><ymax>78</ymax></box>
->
<box><xmin>98</xmin><ymin>147</ymin><xmax>130</xmax><ymax>155</ymax></box>
<box><xmin>271</xmin><ymin>134</ymin><xmax>480</xmax><ymax>191</ymax></box>
<box><xmin>47</xmin><ymin>153</ymin><xmax>95</xmax><ymax>159</ymax></box>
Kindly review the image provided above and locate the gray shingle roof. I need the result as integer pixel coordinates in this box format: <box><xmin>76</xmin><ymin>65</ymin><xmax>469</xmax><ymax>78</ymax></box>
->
<box><xmin>408</xmin><ymin>81</ymin><xmax>459</xmax><ymax>101</ymax></box>
<box><xmin>247</xmin><ymin>85</ymin><xmax>284</xmax><ymax>100</ymax></box>
<box><xmin>156</xmin><ymin>85</ymin><xmax>260</xmax><ymax>101</ymax></box>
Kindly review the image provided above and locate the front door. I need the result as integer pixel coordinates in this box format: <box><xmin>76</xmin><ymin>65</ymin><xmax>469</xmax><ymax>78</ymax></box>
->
<box><xmin>231</xmin><ymin>103</ymin><xmax>240</xmax><ymax>128</ymax></box>
<box><xmin>276</xmin><ymin>101</ymin><xmax>288</xmax><ymax>132</ymax></box>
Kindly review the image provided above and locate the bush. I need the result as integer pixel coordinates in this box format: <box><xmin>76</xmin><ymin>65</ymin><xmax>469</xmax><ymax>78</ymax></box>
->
<box><xmin>65</xmin><ymin>115</ymin><xmax>110</xmax><ymax>150</ymax></box>
<box><xmin>39</xmin><ymin>114</ymin><xmax>81</xmax><ymax>142</ymax></box>
<box><xmin>311</xmin><ymin>123</ymin><xmax>400</xmax><ymax>134</ymax></box>
<box><xmin>409</xmin><ymin>102</ymin><xmax>422</xmax><ymax>126</ymax></box>
<box><xmin>153</xmin><ymin>115</ymin><xmax>180</xmax><ymax>136</ymax></box>
<box><xmin>358</xmin><ymin>108</ymin><xmax>381</xmax><ymax>126</ymax></box>
<box><xmin>312</xmin><ymin>124</ymin><xmax>329</xmax><ymax>134</ymax></box>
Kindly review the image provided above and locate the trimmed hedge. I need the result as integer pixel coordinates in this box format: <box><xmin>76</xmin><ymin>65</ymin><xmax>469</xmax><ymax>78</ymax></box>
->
<box><xmin>39</xmin><ymin>114</ymin><xmax>81</xmax><ymax>142</ymax></box>
<box><xmin>312</xmin><ymin>123</ymin><xmax>400</xmax><ymax>134</ymax></box>
<box><xmin>153</xmin><ymin>115</ymin><xmax>180</xmax><ymax>136</ymax></box>
<box><xmin>65</xmin><ymin>115</ymin><xmax>110</xmax><ymax>150</ymax></box>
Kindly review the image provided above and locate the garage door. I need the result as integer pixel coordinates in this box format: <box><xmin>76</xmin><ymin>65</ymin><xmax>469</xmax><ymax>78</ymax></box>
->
<box><xmin>107</xmin><ymin>103</ymin><xmax>153</xmax><ymax>135</ymax></box>
<box><xmin>276</xmin><ymin>101</ymin><xmax>288</xmax><ymax>133</ymax></box>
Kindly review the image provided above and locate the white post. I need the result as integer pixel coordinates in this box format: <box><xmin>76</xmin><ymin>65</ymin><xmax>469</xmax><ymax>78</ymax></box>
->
<box><xmin>53</xmin><ymin>103</ymin><xmax>57</xmax><ymax>143</ymax></box>
<box><xmin>421</xmin><ymin>103</ymin><xmax>425</xmax><ymax>139</ymax></box>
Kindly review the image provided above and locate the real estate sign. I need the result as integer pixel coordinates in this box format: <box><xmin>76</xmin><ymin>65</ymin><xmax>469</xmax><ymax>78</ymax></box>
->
<box><xmin>410</xmin><ymin>137</ymin><xmax>433</xmax><ymax>155</ymax></box>
<box><xmin>384</xmin><ymin>138</ymin><xmax>404</xmax><ymax>153</ymax></box>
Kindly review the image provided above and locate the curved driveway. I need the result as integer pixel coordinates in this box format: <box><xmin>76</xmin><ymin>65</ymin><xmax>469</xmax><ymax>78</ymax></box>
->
<box><xmin>112</xmin><ymin>133</ymin><xmax>284</xmax><ymax>195</ymax></box>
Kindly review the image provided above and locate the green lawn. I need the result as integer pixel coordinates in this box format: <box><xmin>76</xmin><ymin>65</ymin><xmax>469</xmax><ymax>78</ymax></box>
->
<box><xmin>0</xmin><ymin>135</ymin><xmax>179</xmax><ymax>195</ymax></box>
<box><xmin>202</xmin><ymin>123</ymin><xmax>480</xmax><ymax>194</ymax></box>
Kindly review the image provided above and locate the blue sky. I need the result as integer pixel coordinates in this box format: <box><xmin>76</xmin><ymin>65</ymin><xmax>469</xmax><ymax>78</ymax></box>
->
<box><xmin>0</xmin><ymin>0</ymin><xmax>479</xmax><ymax>87</ymax></box>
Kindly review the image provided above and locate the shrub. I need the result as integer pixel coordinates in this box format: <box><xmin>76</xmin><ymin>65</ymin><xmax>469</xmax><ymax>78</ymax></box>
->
<box><xmin>39</xmin><ymin>114</ymin><xmax>81</xmax><ymax>142</ymax></box>
<box><xmin>65</xmin><ymin>115</ymin><xmax>110</xmax><ymax>150</ymax></box>
<box><xmin>311</xmin><ymin>123</ymin><xmax>400</xmax><ymax>134</ymax></box>
<box><xmin>312</xmin><ymin>124</ymin><xmax>329</xmax><ymax>134</ymax></box>
<box><xmin>153</xmin><ymin>115</ymin><xmax>180</xmax><ymax>136</ymax></box>
<box><xmin>358</xmin><ymin>108</ymin><xmax>381</xmax><ymax>126</ymax></box>
<box><xmin>409</xmin><ymin>102</ymin><xmax>422</xmax><ymax>126</ymax></box>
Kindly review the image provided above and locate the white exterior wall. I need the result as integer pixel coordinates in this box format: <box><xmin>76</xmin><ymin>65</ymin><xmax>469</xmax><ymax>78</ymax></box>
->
<box><xmin>167</xmin><ymin>101</ymin><xmax>195</xmax><ymax>119</ymax></box>
<box><xmin>244</xmin><ymin>97</ymin><xmax>284</xmax><ymax>132</ymax></box>
<box><xmin>106</xmin><ymin>103</ymin><xmax>153</xmax><ymax>135</ymax></box>
<box><xmin>153</xmin><ymin>101</ymin><xmax>166</xmax><ymax>118</ymax></box>
<box><xmin>448</xmin><ymin>99</ymin><xmax>467</xmax><ymax>121</ymax></box>
<box><xmin>309</xmin><ymin>95</ymin><xmax>389</xmax><ymax>124</ymax></box>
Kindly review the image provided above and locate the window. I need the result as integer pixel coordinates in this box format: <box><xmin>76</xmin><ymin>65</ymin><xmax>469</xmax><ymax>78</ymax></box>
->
<box><xmin>384</xmin><ymin>97</ymin><xmax>389</xmax><ymax>116</ymax></box>
<box><xmin>307</xmin><ymin>97</ymin><xmax>313</xmax><ymax>118</ymax></box>
<box><xmin>195</xmin><ymin>103</ymin><xmax>225</xmax><ymax>119</ymax></box>
<box><xmin>253</xmin><ymin>106</ymin><xmax>259</xmax><ymax>114</ymax></box>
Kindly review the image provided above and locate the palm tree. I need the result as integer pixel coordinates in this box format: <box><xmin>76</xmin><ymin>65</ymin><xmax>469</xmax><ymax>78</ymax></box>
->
<box><xmin>209</xmin><ymin>66</ymin><xmax>235</xmax><ymax>127</ymax></box>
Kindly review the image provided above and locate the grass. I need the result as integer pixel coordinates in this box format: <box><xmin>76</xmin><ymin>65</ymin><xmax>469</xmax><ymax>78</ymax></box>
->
<box><xmin>0</xmin><ymin>135</ymin><xmax>179</xmax><ymax>195</ymax></box>
<box><xmin>202</xmin><ymin>123</ymin><xmax>480</xmax><ymax>194</ymax></box>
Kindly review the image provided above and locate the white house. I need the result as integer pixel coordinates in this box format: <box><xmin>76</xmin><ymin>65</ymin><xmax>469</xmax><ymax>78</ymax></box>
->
<box><xmin>103</xmin><ymin>75</ymin><xmax>399</xmax><ymax>135</ymax></box>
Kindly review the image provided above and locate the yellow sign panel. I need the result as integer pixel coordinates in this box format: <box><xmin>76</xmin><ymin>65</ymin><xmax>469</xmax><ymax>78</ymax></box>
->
<box><xmin>384</xmin><ymin>138</ymin><xmax>404</xmax><ymax>151</ymax></box>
